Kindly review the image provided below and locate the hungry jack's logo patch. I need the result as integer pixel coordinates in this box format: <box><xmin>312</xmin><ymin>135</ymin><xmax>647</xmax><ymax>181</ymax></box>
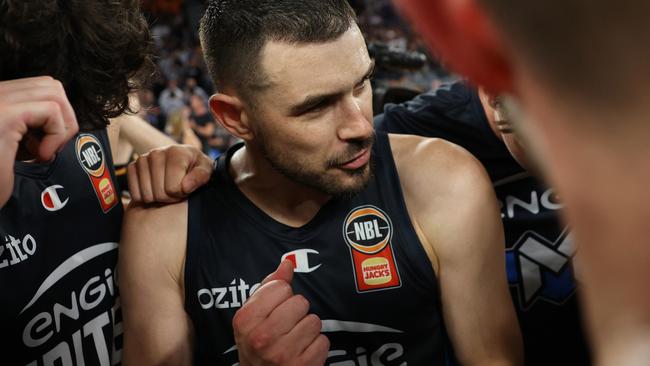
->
<box><xmin>343</xmin><ymin>205</ymin><xmax>401</xmax><ymax>292</ymax></box>
<box><xmin>75</xmin><ymin>134</ymin><xmax>117</xmax><ymax>213</ymax></box>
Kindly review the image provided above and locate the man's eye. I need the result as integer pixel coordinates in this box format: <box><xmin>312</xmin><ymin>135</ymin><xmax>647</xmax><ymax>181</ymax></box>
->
<box><xmin>354</xmin><ymin>79</ymin><xmax>370</xmax><ymax>95</ymax></box>
<box><xmin>304</xmin><ymin>98</ymin><xmax>336</xmax><ymax>115</ymax></box>
<box><xmin>306</xmin><ymin>102</ymin><xmax>326</xmax><ymax>114</ymax></box>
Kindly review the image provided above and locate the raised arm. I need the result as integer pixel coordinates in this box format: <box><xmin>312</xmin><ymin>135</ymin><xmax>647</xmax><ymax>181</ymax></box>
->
<box><xmin>392</xmin><ymin>134</ymin><xmax>523</xmax><ymax>366</ymax></box>
<box><xmin>119</xmin><ymin>201</ymin><xmax>193</xmax><ymax>365</ymax></box>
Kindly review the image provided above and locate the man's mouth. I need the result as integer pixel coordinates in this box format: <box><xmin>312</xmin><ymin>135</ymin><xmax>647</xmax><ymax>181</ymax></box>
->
<box><xmin>337</xmin><ymin>148</ymin><xmax>371</xmax><ymax>170</ymax></box>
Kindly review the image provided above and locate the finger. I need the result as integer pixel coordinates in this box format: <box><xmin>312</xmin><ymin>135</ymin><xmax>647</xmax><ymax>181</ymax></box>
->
<box><xmin>1</xmin><ymin>101</ymin><xmax>68</xmax><ymax>161</ymax></box>
<box><xmin>262</xmin><ymin>295</ymin><xmax>310</xmax><ymax>336</ymax></box>
<box><xmin>181</xmin><ymin>152</ymin><xmax>213</xmax><ymax>195</ymax></box>
<box><xmin>0</xmin><ymin>78</ymin><xmax>78</xmax><ymax>138</ymax></box>
<box><xmin>233</xmin><ymin>280</ymin><xmax>294</xmax><ymax>337</ymax></box>
<box><xmin>261</xmin><ymin>260</ymin><xmax>294</xmax><ymax>286</ymax></box>
<box><xmin>262</xmin><ymin>314</ymin><xmax>323</xmax><ymax>363</ymax></box>
<box><xmin>135</xmin><ymin>156</ymin><xmax>154</xmax><ymax>203</ymax></box>
<box><xmin>148</xmin><ymin>150</ymin><xmax>174</xmax><ymax>203</ymax></box>
<box><xmin>126</xmin><ymin>162</ymin><xmax>142</xmax><ymax>202</ymax></box>
<box><xmin>32</xmin><ymin>102</ymin><xmax>70</xmax><ymax>161</ymax></box>
<box><xmin>0</xmin><ymin>76</ymin><xmax>57</xmax><ymax>89</ymax></box>
<box><xmin>298</xmin><ymin>334</ymin><xmax>330</xmax><ymax>365</ymax></box>
<box><xmin>163</xmin><ymin>146</ymin><xmax>191</xmax><ymax>198</ymax></box>
<box><xmin>284</xmin><ymin>314</ymin><xmax>323</xmax><ymax>353</ymax></box>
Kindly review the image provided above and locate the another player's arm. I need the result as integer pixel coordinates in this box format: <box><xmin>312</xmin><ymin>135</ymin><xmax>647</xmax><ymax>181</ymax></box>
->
<box><xmin>106</xmin><ymin>91</ymin><xmax>175</xmax><ymax>154</ymax></box>
<box><xmin>119</xmin><ymin>201</ymin><xmax>194</xmax><ymax>365</ymax></box>
<box><xmin>108</xmin><ymin>112</ymin><xmax>176</xmax><ymax>155</ymax></box>
<box><xmin>392</xmin><ymin>134</ymin><xmax>523</xmax><ymax>366</ymax></box>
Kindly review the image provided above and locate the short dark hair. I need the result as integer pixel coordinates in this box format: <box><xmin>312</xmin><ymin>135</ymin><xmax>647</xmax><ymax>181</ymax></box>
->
<box><xmin>199</xmin><ymin>0</ymin><xmax>357</xmax><ymax>102</ymax></box>
<box><xmin>478</xmin><ymin>0</ymin><xmax>650</xmax><ymax>105</ymax></box>
<box><xmin>0</xmin><ymin>0</ymin><xmax>155</xmax><ymax>130</ymax></box>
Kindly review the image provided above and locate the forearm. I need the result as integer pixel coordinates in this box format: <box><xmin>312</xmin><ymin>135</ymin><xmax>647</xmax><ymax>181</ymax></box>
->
<box><xmin>113</xmin><ymin>113</ymin><xmax>176</xmax><ymax>154</ymax></box>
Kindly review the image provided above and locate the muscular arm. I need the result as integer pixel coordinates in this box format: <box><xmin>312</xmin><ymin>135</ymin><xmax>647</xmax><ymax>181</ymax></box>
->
<box><xmin>391</xmin><ymin>134</ymin><xmax>522</xmax><ymax>366</ymax></box>
<box><xmin>119</xmin><ymin>202</ymin><xmax>193</xmax><ymax>365</ymax></box>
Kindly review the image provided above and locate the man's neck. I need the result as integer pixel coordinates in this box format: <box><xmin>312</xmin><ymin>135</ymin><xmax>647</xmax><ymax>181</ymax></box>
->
<box><xmin>228</xmin><ymin>145</ymin><xmax>331</xmax><ymax>228</ymax></box>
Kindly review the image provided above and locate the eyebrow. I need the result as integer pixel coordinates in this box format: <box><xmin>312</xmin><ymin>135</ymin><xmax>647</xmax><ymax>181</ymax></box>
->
<box><xmin>288</xmin><ymin>60</ymin><xmax>376</xmax><ymax>116</ymax></box>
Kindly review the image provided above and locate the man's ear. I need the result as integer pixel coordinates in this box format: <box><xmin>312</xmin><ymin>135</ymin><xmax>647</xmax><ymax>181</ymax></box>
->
<box><xmin>396</xmin><ymin>0</ymin><xmax>515</xmax><ymax>94</ymax></box>
<box><xmin>208</xmin><ymin>93</ymin><xmax>254</xmax><ymax>140</ymax></box>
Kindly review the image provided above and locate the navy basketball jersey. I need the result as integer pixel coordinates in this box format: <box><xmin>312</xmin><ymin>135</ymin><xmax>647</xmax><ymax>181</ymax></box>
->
<box><xmin>376</xmin><ymin>82</ymin><xmax>590</xmax><ymax>365</ymax></box>
<box><xmin>184</xmin><ymin>131</ymin><xmax>451</xmax><ymax>365</ymax></box>
<box><xmin>0</xmin><ymin>130</ymin><xmax>124</xmax><ymax>365</ymax></box>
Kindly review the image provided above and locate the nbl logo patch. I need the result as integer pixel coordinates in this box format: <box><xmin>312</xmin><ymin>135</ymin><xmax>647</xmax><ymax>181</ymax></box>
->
<box><xmin>343</xmin><ymin>205</ymin><xmax>401</xmax><ymax>292</ymax></box>
<box><xmin>75</xmin><ymin>134</ymin><xmax>117</xmax><ymax>213</ymax></box>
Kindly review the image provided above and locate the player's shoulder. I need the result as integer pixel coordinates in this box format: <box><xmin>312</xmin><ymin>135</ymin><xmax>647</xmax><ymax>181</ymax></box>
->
<box><xmin>389</xmin><ymin>133</ymin><xmax>485</xmax><ymax>180</ymax></box>
<box><xmin>389</xmin><ymin>133</ymin><xmax>491</xmax><ymax>206</ymax></box>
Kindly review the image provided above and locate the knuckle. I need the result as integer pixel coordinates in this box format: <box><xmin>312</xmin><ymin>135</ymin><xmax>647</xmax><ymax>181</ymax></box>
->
<box><xmin>127</xmin><ymin>161</ymin><xmax>137</xmax><ymax>173</ymax></box>
<box><xmin>305</xmin><ymin>314</ymin><xmax>322</xmax><ymax>332</ymax></box>
<box><xmin>136</xmin><ymin>155</ymin><xmax>149</xmax><ymax>168</ymax></box>
<box><xmin>276</xmin><ymin>281</ymin><xmax>293</xmax><ymax>298</ymax></box>
<box><xmin>267</xmin><ymin>351</ymin><xmax>288</xmax><ymax>365</ymax></box>
<box><xmin>248</xmin><ymin>328</ymin><xmax>272</xmax><ymax>352</ymax></box>
<box><xmin>319</xmin><ymin>334</ymin><xmax>330</xmax><ymax>350</ymax></box>
<box><xmin>231</xmin><ymin>308</ymin><xmax>251</xmax><ymax>333</ymax></box>
<box><xmin>45</xmin><ymin>100</ymin><xmax>62</xmax><ymax>115</ymax></box>
<box><xmin>69</xmin><ymin>121</ymin><xmax>79</xmax><ymax>134</ymax></box>
<box><xmin>52</xmin><ymin>79</ymin><xmax>64</xmax><ymax>91</ymax></box>
<box><xmin>149</xmin><ymin>148</ymin><xmax>165</xmax><ymax>161</ymax></box>
<box><xmin>293</xmin><ymin>294</ymin><xmax>310</xmax><ymax>312</ymax></box>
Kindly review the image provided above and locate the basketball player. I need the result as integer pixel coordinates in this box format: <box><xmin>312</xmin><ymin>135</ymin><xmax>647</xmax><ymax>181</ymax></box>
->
<box><xmin>119</xmin><ymin>1</ymin><xmax>523</xmax><ymax>365</ymax></box>
<box><xmin>0</xmin><ymin>1</ymin><xmax>211</xmax><ymax>364</ymax></box>
<box><xmin>376</xmin><ymin>82</ymin><xmax>590</xmax><ymax>365</ymax></box>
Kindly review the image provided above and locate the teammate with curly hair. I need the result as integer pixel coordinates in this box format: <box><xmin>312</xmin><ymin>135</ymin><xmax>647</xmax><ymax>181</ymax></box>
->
<box><xmin>0</xmin><ymin>1</ymin><xmax>212</xmax><ymax>364</ymax></box>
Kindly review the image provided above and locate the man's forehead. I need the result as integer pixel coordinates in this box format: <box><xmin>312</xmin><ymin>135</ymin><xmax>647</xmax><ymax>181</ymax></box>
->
<box><xmin>258</xmin><ymin>26</ymin><xmax>371</xmax><ymax>98</ymax></box>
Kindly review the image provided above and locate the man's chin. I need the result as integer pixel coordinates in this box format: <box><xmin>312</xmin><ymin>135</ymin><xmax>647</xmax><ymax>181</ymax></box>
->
<box><xmin>326</xmin><ymin>166</ymin><xmax>372</xmax><ymax>198</ymax></box>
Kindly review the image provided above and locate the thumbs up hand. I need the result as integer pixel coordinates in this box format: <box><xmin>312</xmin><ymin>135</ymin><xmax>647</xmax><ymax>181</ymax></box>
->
<box><xmin>232</xmin><ymin>260</ymin><xmax>330</xmax><ymax>365</ymax></box>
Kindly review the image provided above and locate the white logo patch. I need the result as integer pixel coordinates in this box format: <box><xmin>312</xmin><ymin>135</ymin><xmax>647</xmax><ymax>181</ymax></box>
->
<box><xmin>41</xmin><ymin>185</ymin><xmax>69</xmax><ymax>212</ymax></box>
<box><xmin>281</xmin><ymin>249</ymin><xmax>322</xmax><ymax>273</ymax></box>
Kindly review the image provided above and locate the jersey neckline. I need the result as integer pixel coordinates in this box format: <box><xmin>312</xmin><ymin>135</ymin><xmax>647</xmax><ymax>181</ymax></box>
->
<box><xmin>213</xmin><ymin>143</ymin><xmax>344</xmax><ymax>242</ymax></box>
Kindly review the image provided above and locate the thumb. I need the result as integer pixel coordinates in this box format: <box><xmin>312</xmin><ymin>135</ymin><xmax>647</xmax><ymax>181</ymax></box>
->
<box><xmin>181</xmin><ymin>154</ymin><xmax>213</xmax><ymax>195</ymax></box>
<box><xmin>261</xmin><ymin>259</ymin><xmax>294</xmax><ymax>286</ymax></box>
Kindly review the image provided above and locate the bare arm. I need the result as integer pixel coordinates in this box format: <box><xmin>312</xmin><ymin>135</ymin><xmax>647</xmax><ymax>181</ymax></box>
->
<box><xmin>119</xmin><ymin>202</ymin><xmax>193</xmax><ymax>365</ymax></box>
<box><xmin>109</xmin><ymin>113</ymin><xmax>176</xmax><ymax>155</ymax></box>
<box><xmin>392</xmin><ymin>134</ymin><xmax>523</xmax><ymax>366</ymax></box>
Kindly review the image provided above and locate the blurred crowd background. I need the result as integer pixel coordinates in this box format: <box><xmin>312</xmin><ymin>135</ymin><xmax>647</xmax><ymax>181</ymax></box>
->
<box><xmin>137</xmin><ymin>0</ymin><xmax>454</xmax><ymax>158</ymax></box>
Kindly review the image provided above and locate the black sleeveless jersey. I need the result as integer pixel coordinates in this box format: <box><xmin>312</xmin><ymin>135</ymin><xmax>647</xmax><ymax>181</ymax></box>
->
<box><xmin>185</xmin><ymin>131</ymin><xmax>452</xmax><ymax>365</ymax></box>
<box><xmin>375</xmin><ymin>82</ymin><xmax>590</xmax><ymax>365</ymax></box>
<box><xmin>0</xmin><ymin>130</ymin><xmax>124</xmax><ymax>366</ymax></box>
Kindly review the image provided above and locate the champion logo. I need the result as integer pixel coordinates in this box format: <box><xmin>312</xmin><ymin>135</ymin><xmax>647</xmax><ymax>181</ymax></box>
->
<box><xmin>281</xmin><ymin>249</ymin><xmax>321</xmax><ymax>273</ymax></box>
<box><xmin>41</xmin><ymin>185</ymin><xmax>69</xmax><ymax>212</ymax></box>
